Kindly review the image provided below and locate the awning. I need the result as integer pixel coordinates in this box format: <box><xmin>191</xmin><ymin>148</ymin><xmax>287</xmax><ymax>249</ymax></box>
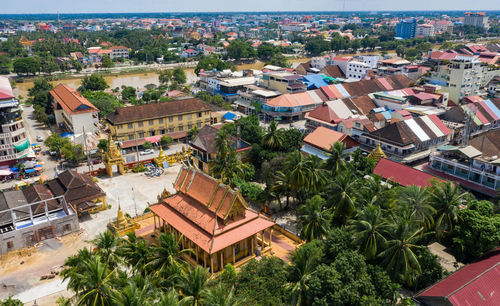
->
<box><xmin>0</xmin><ymin>169</ymin><xmax>12</xmax><ymax>176</ymax></box>
<box><xmin>223</xmin><ymin>112</ymin><xmax>237</xmax><ymax>120</ymax></box>
<box><xmin>145</xmin><ymin>135</ymin><xmax>162</xmax><ymax>144</ymax></box>
<box><xmin>437</xmin><ymin>145</ymin><xmax>458</xmax><ymax>151</ymax></box>
<box><xmin>456</xmin><ymin>146</ymin><xmax>482</xmax><ymax>158</ymax></box>
<box><xmin>25</xmin><ymin>169</ymin><xmax>37</xmax><ymax>174</ymax></box>
<box><xmin>14</xmin><ymin>139</ymin><xmax>30</xmax><ymax>152</ymax></box>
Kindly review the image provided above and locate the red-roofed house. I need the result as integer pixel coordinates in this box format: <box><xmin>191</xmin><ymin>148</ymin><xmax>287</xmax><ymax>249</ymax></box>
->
<box><xmin>301</xmin><ymin>126</ymin><xmax>359</xmax><ymax>159</ymax></box>
<box><xmin>149</xmin><ymin>167</ymin><xmax>275</xmax><ymax>273</ymax></box>
<box><xmin>374</xmin><ymin>158</ymin><xmax>443</xmax><ymax>187</ymax></box>
<box><xmin>50</xmin><ymin>84</ymin><xmax>99</xmax><ymax>134</ymax></box>
<box><xmin>416</xmin><ymin>249</ymin><xmax>500</xmax><ymax>306</ymax></box>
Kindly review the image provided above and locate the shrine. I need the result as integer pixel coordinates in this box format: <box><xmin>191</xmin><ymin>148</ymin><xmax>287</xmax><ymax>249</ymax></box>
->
<box><xmin>150</xmin><ymin>166</ymin><xmax>275</xmax><ymax>273</ymax></box>
<box><xmin>103</xmin><ymin>138</ymin><xmax>125</xmax><ymax>177</ymax></box>
<box><xmin>107</xmin><ymin>205</ymin><xmax>139</xmax><ymax>237</ymax></box>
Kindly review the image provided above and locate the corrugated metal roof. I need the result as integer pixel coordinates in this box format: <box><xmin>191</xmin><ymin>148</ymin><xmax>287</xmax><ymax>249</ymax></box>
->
<box><xmin>405</xmin><ymin>118</ymin><xmax>430</xmax><ymax>142</ymax></box>
<box><xmin>485</xmin><ymin>99</ymin><xmax>500</xmax><ymax>119</ymax></box>
<box><xmin>421</xmin><ymin>115</ymin><xmax>444</xmax><ymax>137</ymax></box>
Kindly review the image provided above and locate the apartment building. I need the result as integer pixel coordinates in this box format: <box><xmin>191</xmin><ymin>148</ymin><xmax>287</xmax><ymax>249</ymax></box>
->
<box><xmin>429</xmin><ymin>56</ymin><xmax>483</xmax><ymax>103</ymax></box>
<box><xmin>0</xmin><ymin>76</ymin><xmax>30</xmax><ymax>167</ymax></box>
<box><xmin>416</xmin><ymin>24</ymin><xmax>435</xmax><ymax>37</ymax></box>
<box><xmin>50</xmin><ymin>84</ymin><xmax>100</xmax><ymax>135</ymax></box>
<box><xmin>464</xmin><ymin>12</ymin><xmax>489</xmax><ymax>29</ymax></box>
<box><xmin>106</xmin><ymin>98</ymin><xmax>211</xmax><ymax>142</ymax></box>
<box><xmin>109</xmin><ymin>46</ymin><xmax>129</xmax><ymax>60</ymax></box>
<box><xmin>395</xmin><ymin>18</ymin><xmax>416</xmax><ymax>39</ymax></box>
<box><xmin>259</xmin><ymin>72</ymin><xmax>306</xmax><ymax>94</ymax></box>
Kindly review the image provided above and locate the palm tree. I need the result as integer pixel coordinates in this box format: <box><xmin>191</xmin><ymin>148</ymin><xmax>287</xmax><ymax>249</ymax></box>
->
<box><xmin>284</xmin><ymin>151</ymin><xmax>310</xmax><ymax>198</ymax></box>
<box><xmin>68</xmin><ymin>256</ymin><xmax>116</xmax><ymax>306</ymax></box>
<box><xmin>378</xmin><ymin>212</ymin><xmax>424</xmax><ymax>286</ymax></box>
<box><xmin>298</xmin><ymin>195</ymin><xmax>331</xmax><ymax>241</ymax></box>
<box><xmin>177</xmin><ymin>266</ymin><xmax>211</xmax><ymax>306</ymax></box>
<box><xmin>158</xmin><ymin>289</ymin><xmax>181</xmax><ymax>306</ymax></box>
<box><xmin>210</xmin><ymin>148</ymin><xmax>249</xmax><ymax>187</ymax></box>
<box><xmin>91</xmin><ymin>230</ymin><xmax>120</xmax><ymax>267</ymax></box>
<box><xmin>205</xmin><ymin>283</ymin><xmax>246</xmax><ymax>306</ymax></box>
<box><xmin>145</xmin><ymin>233</ymin><xmax>191</xmax><ymax>275</ymax></box>
<box><xmin>262</xmin><ymin>121</ymin><xmax>283</xmax><ymax>150</ymax></box>
<box><xmin>399</xmin><ymin>186</ymin><xmax>436</xmax><ymax>231</ymax></box>
<box><xmin>356</xmin><ymin>175</ymin><xmax>394</xmax><ymax>209</ymax></box>
<box><xmin>303</xmin><ymin>155</ymin><xmax>327</xmax><ymax>194</ymax></box>
<box><xmin>324</xmin><ymin>142</ymin><xmax>347</xmax><ymax>175</ymax></box>
<box><xmin>429</xmin><ymin>181</ymin><xmax>468</xmax><ymax>239</ymax></box>
<box><xmin>116</xmin><ymin>232</ymin><xmax>151</xmax><ymax>273</ymax></box>
<box><xmin>271</xmin><ymin>170</ymin><xmax>293</xmax><ymax>209</ymax></box>
<box><xmin>287</xmin><ymin>244</ymin><xmax>323</xmax><ymax>306</ymax></box>
<box><xmin>111</xmin><ymin>274</ymin><xmax>153</xmax><ymax>306</ymax></box>
<box><xmin>327</xmin><ymin>171</ymin><xmax>358</xmax><ymax>224</ymax></box>
<box><xmin>348</xmin><ymin>205</ymin><xmax>390</xmax><ymax>260</ymax></box>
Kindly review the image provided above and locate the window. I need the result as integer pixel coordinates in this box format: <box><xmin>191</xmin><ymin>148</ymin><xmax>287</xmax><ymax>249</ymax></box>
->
<box><xmin>128</xmin><ymin>135</ymin><xmax>134</xmax><ymax>140</ymax></box>
<box><xmin>149</xmin><ymin>120</ymin><xmax>154</xmax><ymax>125</ymax></box>
<box><xmin>197</xmin><ymin>122</ymin><xmax>202</xmax><ymax>127</ymax></box>
<box><xmin>128</xmin><ymin>123</ymin><xmax>133</xmax><ymax>129</ymax></box>
<box><xmin>187</xmin><ymin>114</ymin><xmax>192</xmax><ymax>119</ymax></box>
<box><xmin>64</xmin><ymin>224</ymin><xmax>72</xmax><ymax>231</ymax></box>
<box><xmin>161</xmin><ymin>129</ymin><xmax>166</xmax><ymax>134</ymax></box>
<box><xmin>159</xmin><ymin>118</ymin><xmax>164</xmax><ymax>124</ymax></box>
<box><xmin>138</xmin><ymin>121</ymin><xmax>144</xmax><ymax>127</ymax></box>
<box><xmin>198</xmin><ymin>112</ymin><xmax>202</xmax><ymax>118</ymax></box>
<box><xmin>169</xmin><ymin>117</ymin><xmax>174</xmax><ymax>122</ymax></box>
<box><xmin>139</xmin><ymin>132</ymin><xmax>145</xmax><ymax>138</ymax></box>
<box><xmin>188</xmin><ymin>124</ymin><xmax>193</xmax><ymax>129</ymax></box>
<box><xmin>169</xmin><ymin>127</ymin><xmax>175</xmax><ymax>133</ymax></box>
<box><xmin>178</xmin><ymin>115</ymin><xmax>183</xmax><ymax>121</ymax></box>
<box><xmin>178</xmin><ymin>125</ymin><xmax>184</xmax><ymax>132</ymax></box>
<box><xmin>7</xmin><ymin>241</ymin><xmax>13</xmax><ymax>249</ymax></box>
<box><xmin>150</xmin><ymin>131</ymin><xmax>155</xmax><ymax>136</ymax></box>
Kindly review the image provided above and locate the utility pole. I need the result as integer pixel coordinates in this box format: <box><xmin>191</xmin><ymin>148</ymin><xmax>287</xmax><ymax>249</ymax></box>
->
<box><xmin>132</xmin><ymin>187</ymin><xmax>138</xmax><ymax>217</ymax></box>
<box><xmin>134</xmin><ymin>123</ymin><xmax>140</xmax><ymax>162</ymax></box>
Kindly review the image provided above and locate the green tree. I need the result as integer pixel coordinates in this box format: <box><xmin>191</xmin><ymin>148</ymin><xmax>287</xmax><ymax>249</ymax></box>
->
<box><xmin>98</xmin><ymin>139</ymin><xmax>108</xmax><ymax>153</ymax></box>
<box><xmin>116</xmin><ymin>233</ymin><xmax>151</xmax><ymax>273</ymax></box>
<box><xmin>121</xmin><ymin>86</ymin><xmax>137</xmax><ymax>100</ymax></box>
<box><xmin>266</xmin><ymin>53</ymin><xmax>290</xmax><ymax>68</ymax></box>
<box><xmin>160</xmin><ymin>135</ymin><xmax>173</xmax><ymax>149</ymax></box>
<box><xmin>429</xmin><ymin>181</ymin><xmax>468</xmax><ymax>239</ymax></box>
<box><xmin>28</xmin><ymin>78</ymin><xmax>54</xmax><ymax>113</ymax></box>
<box><xmin>79</xmin><ymin>74</ymin><xmax>109</xmax><ymax>91</ymax></box>
<box><xmin>298</xmin><ymin>195</ymin><xmax>331</xmax><ymax>241</ymax></box>
<box><xmin>83</xmin><ymin>91</ymin><xmax>123</xmax><ymax>117</ymax></box>
<box><xmin>44</xmin><ymin>134</ymin><xmax>71</xmax><ymax>154</ymax></box>
<box><xmin>262</xmin><ymin>121</ymin><xmax>283</xmax><ymax>150</ymax></box>
<box><xmin>324</xmin><ymin>142</ymin><xmax>347</xmax><ymax>175</ymax></box>
<box><xmin>0</xmin><ymin>55</ymin><xmax>11</xmax><ymax>74</ymax></box>
<box><xmin>101</xmin><ymin>55</ymin><xmax>114</xmax><ymax>68</ymax></box>
<box><xmin>142</xmin><ymin>141</ymin><xmax>153</xmax><ymax>150</ymax></box>
<box><xmin>177</xmin><ymin>266</ymin><xmax>211</xmax><ymax>306</ymax></box>
<box><xmin>226</xmin><ymin>40</ymin><xmax>256</xmax><ymax>60</ymax></box>
<box><xmin>0</xmin><ymin>297</ymin><xmax>23</xmax><ymax>306</ymax></box>
<box><xmin>187</xmin><ymin>125</ymin><xmax>199</xmax><ymax>139</ymax></box>
<box><xmin>173</xmin><ymin>67</ymin><xmax>186</xmax><ymax>85</ymax></box>
<box><xmin>257</xmin><ymin>43</ymin><xmax>277</xmax><ymax>60</ymax></box>
<box><xmin>70</xmin><ymin>256</ymin><xmax>116</xmax><ymax>306</ymax></box>
<box><xmin>13</xmin><ymin>57</ymin><xmax>40</xmax><ymax>75</ymax></box>
<box><xmin>145</xmin><ymin>233</ymin><xmax>190</xmax><ymax>274</ymax></box>
<box><xmin>34</xmin><ymin>105</ymin><xmax>49</xmax><ymax>126</ymax></box>
<box><xmin>159</xmin><ymin>69</ymin><xmax>173</xmax><ymax>85</ymax></box>
<box><xmin>61</xmin><ymin>142</ymin><xmax>86</xmax><ymax>164</ymax></box>
<box><xmin>205</xmin><ymin>284</ymin><xmax>245</xmax><ymax>306</ymax></box>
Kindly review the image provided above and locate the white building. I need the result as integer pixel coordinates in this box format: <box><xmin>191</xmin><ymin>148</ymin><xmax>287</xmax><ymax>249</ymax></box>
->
<box><xmin>50</xmin><ymin>84</ymin><xmax>100</xmax><ymax>136</ymax></box>
<box><xmin>464</xmin><ymin>12</ymin><xmax>489</xmax><ymax>29</ymax></box>
<box><xmin>333</xmin><ymin>57</ymin><xmax>372</xmax><ymax>80</ymax></box>
<box><xmin>416</xmin><ymin>24</ymin><xmax>435</xmax><ymax>37</ymax></box>
<box><xmin>109</xmin><ymin>46</ymin><xmax>129</xmax><ymax>60</ymax></box>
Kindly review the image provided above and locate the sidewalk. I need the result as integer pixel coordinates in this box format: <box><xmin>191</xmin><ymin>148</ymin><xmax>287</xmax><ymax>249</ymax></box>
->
<box><xmin>13</xmin><ymin>278</ymin><xmax>69</xmax><ymax>303</ymax></box>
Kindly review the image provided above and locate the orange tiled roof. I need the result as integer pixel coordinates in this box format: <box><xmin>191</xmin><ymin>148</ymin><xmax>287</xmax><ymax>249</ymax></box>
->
<box><xmin>50</xmin><ymin>84</ymin><xmax>98</xmax><ymax>116</ymax></box>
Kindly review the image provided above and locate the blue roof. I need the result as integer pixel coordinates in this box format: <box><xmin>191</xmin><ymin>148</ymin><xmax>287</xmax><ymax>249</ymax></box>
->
<box><xmin>381</xmin><ymin>111</ymin><xmax>392</xmax><ymax>120</ymax></box>
<box><xmin>484</xmin><ymin>99</ymin><xmax>500</xmax><ymax>119</ymax></box>
<box><xmin>223</xmin><ymin>112</ymin><xmax>237</xmax><ymax>120</ymax></box>
<box><xmin>60</xmin><ymin>132</ymin><xmax>73</xmax><ymax>138</ymax></box>
<box><xmin>301</xmin><ymin>74</ymin><xmax>329</xmax><ymax>90</ymax></box>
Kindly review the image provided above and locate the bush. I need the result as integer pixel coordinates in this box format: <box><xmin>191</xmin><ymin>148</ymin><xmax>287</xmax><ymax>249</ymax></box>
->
<box><xmin>132</xmin><ymin>163</ymin><xmax>147</xmax><ymax>173</ymax></box>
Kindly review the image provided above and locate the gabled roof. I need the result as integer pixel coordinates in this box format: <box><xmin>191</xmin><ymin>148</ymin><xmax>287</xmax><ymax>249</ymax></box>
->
<box><xmin>46</xmin><ymin>170</ymin><xmax>105</xmax><ymax>208</ymax></box>
<box><xmin>321</xmin><ymin>65</ymin><xmax>346</xmax><ymax>78</ymax></box>
<box><xmin>303</xmin><ymin>126</ymin><xmax>358</xmax><ymax>151</ymax></box>
<box><xmin>417</xmin><ymin>249</ymin><xmax>500</xmax><ymax>306</ymax></box>
<box><xmin>150</xmin><ymin>167</ymin><xmax>274</xmax><ymax>254</ymax></box>
<box><xmin>374</xmin><ymin>158</ymin><xmax>443</xmax><ymax>187</ymax></box>
<box><xmin>50</xmin><ymin>84</ymin><xmax>98</xmax><ymax>116</ymax></box>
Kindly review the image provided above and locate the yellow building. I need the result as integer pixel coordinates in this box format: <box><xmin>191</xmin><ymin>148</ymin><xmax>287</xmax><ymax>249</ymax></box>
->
<box><xmin>106</xmin><ymin>98</ymin><xmax>211</xmax><ymax>142</ymax></box>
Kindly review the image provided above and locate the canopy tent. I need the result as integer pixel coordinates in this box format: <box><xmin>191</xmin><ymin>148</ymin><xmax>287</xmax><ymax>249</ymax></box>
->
<box><xmin>145</xmin><ymin>135</ymin><xmax>162</xmax><ymax>144</ymax></box>
<box><xmin>14</xmin><ymin>139</ymin><xmax>30</xmax><ymax>152</ymax></box>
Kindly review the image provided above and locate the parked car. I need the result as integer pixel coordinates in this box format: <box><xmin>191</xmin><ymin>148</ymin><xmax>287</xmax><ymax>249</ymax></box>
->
<box><xmin>140</xmin><ymin>149</ymin><xmax>154</xmax><ymax>156</ymax></box>
<box><xmin>91</xmin><ymin>159</ymin><xmax>102</xmax><ymax>165</ymax></box>
<box><xmin>36</xmin><ymin>135</ymin><xmax>44</xmax><ymax>142</ymax></box>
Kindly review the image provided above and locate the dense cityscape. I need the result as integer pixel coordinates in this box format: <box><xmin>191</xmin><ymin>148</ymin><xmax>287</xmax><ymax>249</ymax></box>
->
<box><xmin>0</xmin><ymin>7</ymin><xmax>499</xmax><ymax>306</ymax></box>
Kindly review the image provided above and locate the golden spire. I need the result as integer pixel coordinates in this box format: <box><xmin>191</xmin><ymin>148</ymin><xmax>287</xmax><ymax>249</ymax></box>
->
<box><xmin>367</xmin><ymin>142</ymin><xmax>387</xmax><ymax>164</ymax></box>
<box><xmin>117</xmin><ymin>204</ymin><xmax>127</xmax><ymax>228</ymax></box>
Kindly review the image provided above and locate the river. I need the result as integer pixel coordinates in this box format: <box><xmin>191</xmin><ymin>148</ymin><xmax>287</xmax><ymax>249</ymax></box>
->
<box><xmin>13</xmin><ymin>58</ymin><xmax>310</xmax><ymax>99</ymax></box>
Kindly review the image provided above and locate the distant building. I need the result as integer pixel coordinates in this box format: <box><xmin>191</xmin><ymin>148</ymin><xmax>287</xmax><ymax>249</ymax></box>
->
<box><xmin>50</xmin><ymin>84</ymin><xmax>100</xmax><ymax>135</ymax></box>
<box><xmin>416</xmin><ymin>24</ymin><xmax>435</xmax><ymax>37</ymax></box>
<box><xmin>0</xmin><ymin>76</ymin><xmax>30</xmax><ymax>167</ymax></box>
<box><xmin>395</xmin><ymin>18</ymin><xmax>416</xmax><ymax>39</ymax></box>
<box><xmin>463</xmin><ymin>12</ymin><xmax>489</xmax><ymax>29</ymax></box>
<box><xmin>109</xmin><ymin>46</ymin><xmax>129</xmax><ymax>60</ymax></box>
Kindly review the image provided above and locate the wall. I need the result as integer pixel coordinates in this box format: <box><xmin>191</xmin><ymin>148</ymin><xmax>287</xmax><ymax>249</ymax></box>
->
<box><xmin>71</xmin><ymin>112</ymin><xmax>99</xmax><ymax>135</ymax></box>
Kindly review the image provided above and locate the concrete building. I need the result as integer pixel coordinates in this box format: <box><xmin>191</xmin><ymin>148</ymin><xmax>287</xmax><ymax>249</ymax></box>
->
<box><xmin>395</xmin><ymin>18</ymin><xmax>416</xmax><ymax>39</ymax></box>
<box><xmin>416</xmin><ymin>24</ymin><xmax>435</xmax><ymax>37</ymax></box>
<box><xmin>0</xmin><ymin>76</ymin><xmax>30</xmax><ymax>167</ymax></box>
<box><xmin>50</xmin><ymin>84</ymin><xmax>100</xmax><ymax>135</ymax></box>
<box><xmin>0</xmin><ymin>194</ymin><xmax>79</xmax><ymax>254</ymax></box>
<box><xmin>463</xmin><ymin>12</ymin><xmax>489</xmax><ymax>29</ymax></box>
<box><xmin>259</xmin><ymin>72</ymin><xmax>306</xmax><ymax>94</ymax></box>
<box><xmin>429</xmin><ymin>56</ymin><xmax>484</xmax><ymax>103</ymax></box>
<box><xmin>106</xmin><ymin>98</ymin><xmax>212</xmax><ymax>142</ymax></box>
<box><xmin>109</xmin><ymin>46</ymin><xmax>129</xmax><ymax>60</ymax></box>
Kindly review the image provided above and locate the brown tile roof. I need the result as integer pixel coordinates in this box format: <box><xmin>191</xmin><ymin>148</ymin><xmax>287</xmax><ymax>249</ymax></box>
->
<box><xmin>190</xmin><ymin>125</ymin><xmax>220</xmax><ymax>154</ymax></box>
<box><xmin>342</xmin><ymin>96</ymin><xmax>376</xmax><ymax>115</ymax></box>
<box><xmin>341</xmin><ymin>75</ymin><xmax>412</xmax><ymax>98</ymax></box>
<box><xmin>321</xmin><ymin>65</ymin><xmax>346</xmax><ymax>78</ymax></box>
<box><xmin>50</xmin><ymin>84</ymin><xmax>99</xmax><ymax>116</ymax></box>
<box><xmin>369</xmin><ymin>121</ymin><xmax>419</xmax><ymax>146</ymax></box>
<box><xmin>469</xmin><ymin>129</ymin><xmax>500</xmax><ymax>157</ymax></box>
<box><xmin>307</xmin><ymin>103</ymin><xmax>340</xmax><ymax>124</ymax></box>
<box><xmin>106</xmin><ymin>98</ymin><xmax>210</xmax><ymax>124</ymax></box>
<box><xmin>303</xmin><ymin>126</ymin><xmax>358</xmax><ymax>151</ymax></box>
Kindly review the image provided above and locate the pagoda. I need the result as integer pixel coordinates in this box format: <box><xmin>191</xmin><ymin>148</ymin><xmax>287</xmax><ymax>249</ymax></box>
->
<box><xmin>107</xmin><ymin>205</ymin><xmax>139</xmax><ymax>237</ymax></box>
<box><xmin>103</xmin><ymin>137</ymin><xmax>125</xmax><ymax>177</ymax></box>
<box><xmin>367</xmin><ymin>143</ymin><xmax>387</xmax><ymax>163</ymax></box>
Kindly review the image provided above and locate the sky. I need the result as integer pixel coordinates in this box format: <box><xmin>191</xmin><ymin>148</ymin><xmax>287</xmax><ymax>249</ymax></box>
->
<box><xmin>1</xmin><ymin>0</ymin><xmax>498</xmax><ymax>14</ymax></box>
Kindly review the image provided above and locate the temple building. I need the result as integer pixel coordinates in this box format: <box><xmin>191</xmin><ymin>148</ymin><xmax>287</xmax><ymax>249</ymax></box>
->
<box><xmin>150</xmin><ymin>167</ymin><xmax>275</xmax><ymax>273</ymax></box>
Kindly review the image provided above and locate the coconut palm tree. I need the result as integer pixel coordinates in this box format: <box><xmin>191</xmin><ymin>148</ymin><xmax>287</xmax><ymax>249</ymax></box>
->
<box><xmin>284</xmin><ymin>151</ymin><xmax>310</xmax><ymax>198</ymax></box>
<box><xmin>348</xmin><ymin>205</ymin><xmax>390</xmax><ymax>260</ymax></box>
<box><xmin>70</xmin><ymin>256</ymin><xmax>116</xmax><ymax>306</ymax></box>
<box><xmin>324</xmin><ymin>142</ymin><xmax>347</xmax><ymax>175</ymax></box>
<box><xmin>287</xmin><ymin>243</ymin><xmax>323</xmax><ymax>306</ymax></box>
<box><xmin>327</xmin><ymin>171</ymin><xmax>358</xmax><ymax>224</ymax></box>
<box><xmin>378</xmin><ymin>211</ymin><xmax>424</xmax><ymax>286</ymax></box>
<box><xmin>271</xmin><ymin>170</ymin><xmax>293</xmax><ymax>209</ymax></box>
<box><xmin>399</xmin><ymin>186</ymin><xmax>436</xmax><ymax>231</ymax></box>
<box><xmin>205</xmin><ymin>283</ymin><xmax>246</xmax><ymax>306</ymax></box>
<box><xmin>116</xmin><ymin>233</ymin><xmax>151</xmax><ymax>273</ymax></box>
<box><xmin>177</xmin><ymin>266</ymin><xmax>211</xmax><ymax>306</ymax></box>
<box><xmin>298</xmin><ymin>195</ymin><xmax>331</xmax><ymax>241</ymax></box>
<box><xmin>262</xmin><ymin>121</ymin><xmax>283</xmax><ymax>150</ymax></box>
<box><xmin>91</xmin><ymin>230</ymin><xmax>120</xmax><ymax>267</ymax></box>
<box><xmin>158</xmin><ymin>289</ymin><xmax>181</xmax><ymax>306</ymax></box>
<box><xmin>356</xmin><ymin>175</ymin><xmax>394</xmax><ymax>209</ymax></box>
<box><xmin>145</xmin><ymin>233</ymin><xmax>192</xmax><ymax>275</ymax></box>
<box><xmin>111</xmin><ymin>274</ymin><xmax>153</xmax><ymax>306</ymax></box>
<box><xmin>429</xmin><ymin>181</ymin><xmax>468</xmax><ymax>239</ymax></box>
<box><xmin>303</xmin><ymin>155</ymin><xmax>328</xmax><ymax>194</ymax></box>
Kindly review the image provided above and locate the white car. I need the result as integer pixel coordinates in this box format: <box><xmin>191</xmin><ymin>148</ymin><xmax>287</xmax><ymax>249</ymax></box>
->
<box><xmin>140</xmin><ymin>149</ymin><xmax>154</xmax><ymax>156</ymax></box>
<box><xmin>36</xmin><ymin>135</ymin><xmax>44</xmax><ymax>142</ymax></box>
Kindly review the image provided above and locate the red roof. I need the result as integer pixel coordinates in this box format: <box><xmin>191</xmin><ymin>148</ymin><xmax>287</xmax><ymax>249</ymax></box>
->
<box><xmin>417</xmin><ymin>249</ymin><xmax>500</xmax><ymax>306</ymax></box>
<box><xmin>374</xmin><ymin>158</ymin><xmax>444</xmax><ymax>187</ymax></box>
<box><xmin>49</xmin><ymin>84</ymin><xmax>99</xmax><ymax>116</ymax></box>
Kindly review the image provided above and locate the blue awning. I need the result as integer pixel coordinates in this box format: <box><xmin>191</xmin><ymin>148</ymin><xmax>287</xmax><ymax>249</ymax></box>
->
<box><xmin>25</xmin><ymin>169</ymin><xmax>36</xmax><ymax>173</ymax></box>
<box><xmin>223</xmin><ymin>112</ymin><xmax>237</xmax><ymax>120</ymax></box>
<box><xmin>60</xmin><ymin>132</ymin><xmax>73</xmax><ymax>138</ymax></box>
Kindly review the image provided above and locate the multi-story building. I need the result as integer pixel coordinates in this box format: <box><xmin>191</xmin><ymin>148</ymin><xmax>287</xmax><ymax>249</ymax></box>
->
<box><xmin>377</xmin><ymin>58</ymin><xmax>412</xmax><ymax>77</ymax></box>
<box><xmin>429</xmin><ymin>56</ymin><xmax>483</xmax><ymax>103</ymax></box>
<box><xmin>0</xmin><ymin>76</ymin><xmax>30</xmax><ymax>167</ymax></box>
<box><xmin>395</xmin><ymin>18</ymin><xmax>416</xmax><ymax>39</ymax></box>
<box><xmin>106</xmin><ymin>98</ymin><xmax>212</xmax><ymax>142</ymax></box>
<box><xmin>109</xmin><ymin>46</ymin><xmax>129</xmax><ymax>60</ymax></box>
<box><xmin>416</xmin><ymin>24</ymin><xmax>435</xmax><ymax>37</ymax></box>
<box><xmin>463</xmin><ymin>12</ymin><xmax>489</xmax><ymax>29</ymax></box>
<box><xmin>259</xmin><ymin>72</ymin><xmax>306</xmax><ymax>94</ymax></box>
<box><xmin>50</xmin><ymin>84</ymin><xmax>100</xmax><ymax>135</ymax></box>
